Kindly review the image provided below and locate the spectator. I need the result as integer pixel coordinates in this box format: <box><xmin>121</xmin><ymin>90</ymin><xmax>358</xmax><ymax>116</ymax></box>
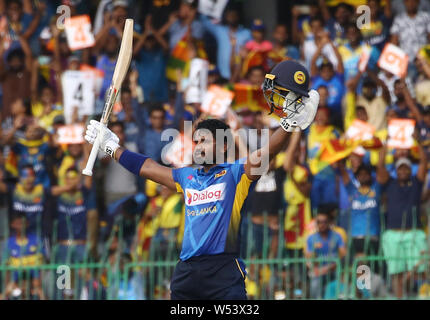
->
<box><xmin>282</xmin><ymin>131</ymin><xmax>312</xmax><ymax>257</ymax></box>
<box><xmin>267</xmin><ymin>23</ymin><xmax>299</xmax><ymax>70</ymax></box>
<box><xmin>5</xmin><ymin>213</ymin><xmax>44</xmax><ymax>300</ymax></box>
<box><xmin>338</xmin><ymin>23</ymin><xmax>379</xmax><ymax>81</ymax></box>
<box><xmin>133</xmin><ymin>18</ymin><xmax>169</xmax><ymax>103</ymax></box>
<box><xmin>414</xmin><ymin>54</ymin><xmax>430</xmax><ymax>107</ymax></box>
<box><xmin>102</xmin><ymin>121</ymin><xmax>138</xmax><ymax>207</ymax></box>
<box><xmin>339</xmin><ymin>161</ymin><xmax>382</xmax><ymax>257</ymax></box>
<box><xmin>10</xmin><ymin>165</ymin><xmax>46</xmax><ymax>237</ymax></box>
<box><xmin>200</xmin><ymin>5</ymin><xmax>252</xmax><ymax>80</ymax></box>
<box><xmin>305</xmin><ymin>209</ymin><xmax>346</xmax><ymax>299</ymax></box>
<box><xmin>307</xmin><ymin>107</ymin><xmax>341</xmax><ymax>211</ymax></box>
<box><xmin>361</xmin><ymin>0</ymin><xmax>393</xmax><ymax>52</ymax></box>
<box><xmin>377</xmin><ymin>143</ymin><xmax>428</xmax><ymax>299</ymax></box>
<box><xmin>51</xmin><ymin>167</ymin><xmax>94</xmax><ymax>265</ymax></box>
<box><xmin>356</xmin><ymin>72</ymin><xmax>391</xmax><ymax>131</ymax></box>
<box><xmin>0</xmin><ymin>37</ymin><xmax>33</xmax><ymax>122</ymax></box>
<box><xmin>31</xmin><ymin>85</ymin><xmax>63</xmax><ymax>133</ymax></box>
<box><xmin>390</xmin><ymin>0</ymin><xmax>430</xmax><ymax>78</ymax></box>
<box><xmin>310</xmin><ymin>34</ymin><xmax>345</xmax><ymax>128</ymax></box>
<box><xmin>158</xmin><ymin>0</ymin><xmax>203</xmax><ymax>50</ymax></box>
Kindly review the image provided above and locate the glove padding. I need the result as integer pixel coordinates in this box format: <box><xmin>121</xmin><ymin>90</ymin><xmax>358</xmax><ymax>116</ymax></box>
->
<box><xmin>280</xmin><ymin>89</ymin><xmax>320</xmax><ymax>132</ymax></box>
<box><xmin>85</xmin><ymin>120</ymin><xmax>120</xmax><ymax>158</ymax></box>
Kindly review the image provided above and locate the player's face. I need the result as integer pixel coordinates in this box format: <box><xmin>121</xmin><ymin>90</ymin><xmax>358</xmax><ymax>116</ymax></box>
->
<box><xmin>193</xmin><ymin>130</ymin><xmax>216</xmax><ymax>165</ymax></box>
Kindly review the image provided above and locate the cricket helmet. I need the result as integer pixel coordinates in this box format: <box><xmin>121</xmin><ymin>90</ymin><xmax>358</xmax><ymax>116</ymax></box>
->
<box><xmin>263</xmin><ymin>60</ymin><xmax>310</xmax><ymax>118</ymax></box>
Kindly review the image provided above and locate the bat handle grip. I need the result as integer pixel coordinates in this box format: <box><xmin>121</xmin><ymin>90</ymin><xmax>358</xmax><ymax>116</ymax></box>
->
<box><xmin>82</xmin><ymin>133</ymin><xmax>102</xmax><ymax>177</ymax></box>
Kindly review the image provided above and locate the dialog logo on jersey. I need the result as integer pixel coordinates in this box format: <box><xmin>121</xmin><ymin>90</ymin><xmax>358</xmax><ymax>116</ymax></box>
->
<box><xmin>185</xmin><ymin>183</ymin><xmax>226</xmax><ymax>206</ymax></box>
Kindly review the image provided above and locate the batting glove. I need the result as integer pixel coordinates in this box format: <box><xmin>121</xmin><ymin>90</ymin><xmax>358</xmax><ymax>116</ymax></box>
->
<box><xmin>280</xmin><ymin>89</ymin><xmax>320</xmax><ymax>132</ymax></box>
<box><xmin>85</xmin><ymin>120</ymin><xmax>120</xmax><ymax>158</ymax></box>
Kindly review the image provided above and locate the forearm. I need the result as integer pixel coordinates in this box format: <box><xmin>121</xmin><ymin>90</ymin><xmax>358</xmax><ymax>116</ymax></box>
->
<box><xmin>114</xmin><ymin>147</ymin><xmax>176</xmax><ymax>190</ymax></box>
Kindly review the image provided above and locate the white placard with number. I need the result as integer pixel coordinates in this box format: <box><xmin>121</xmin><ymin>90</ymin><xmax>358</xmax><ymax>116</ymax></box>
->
<box><xmin>200</xmin><ymin>85</ymin><xmax>234</xmax><ymax>118</ymax></box>
<box><xmin>57</xmin><ymin>124</ymin><xmax>85</xmax><ymax>144</ymax></box>
<box><xmin>198</xmin><ymin>0</ymin><xmax>229</xmax><ymax>20</ymax></box>
<box><xmin>346</xmin><ymin>119</ymin><xmax>375</xmax><ymax>141</ymax></box>
<box><xmin>64</xmin><ymin>15</ymin><xmax>95</xmax><ymax>51</ymax></box>
<box><xmin>377</xmin><ymin>43</ymin><xmax>409</xmax><ymax>78</ymax></box>
<box><xmin>387</xmin><ymin>119</ymin><xmax>415</xmax><ymax>149</ymax></box>
<box><xmin>62</xmin><ymin>71</ymin><xmax>96</xmax><ymax>124</ymax></box>
<box><xmin>185</xmin><ymin>58</ymin><xmax>208</xmax><ymax>104</ymax></box>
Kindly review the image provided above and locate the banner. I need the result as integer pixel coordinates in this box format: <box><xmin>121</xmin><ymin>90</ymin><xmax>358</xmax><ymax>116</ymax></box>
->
<box><xmin>201</xmin><ymin>85</ymin><xmax>234</xmax><ymax>118</ymax></box>
<box><xmin>61</xmin><ymin>70</ymin><xmax>96</xmax><ymax>124</ymax></box>
<box><xmin>57</xmin><ymin>124</ymin><xmax>85</xmax><ymax>144</ymax></box>
<box><xmin>64</xmin><ymin>15</ymin><xmax>95</xmax><ymax>51</ymax></box>
<box><xmin>387</xmin><ymin>118</ymin><xmax>415</xmax><ymax>149</ymax></box>
<box><xmin>377</xmin><ymin>43</ymin><xmax>409</xmax><ymax>78</ymax></box>
<box><xmin>185</xmin><ymin>58</ymin><xmax>208</xmax><ymax>104</ymax></box>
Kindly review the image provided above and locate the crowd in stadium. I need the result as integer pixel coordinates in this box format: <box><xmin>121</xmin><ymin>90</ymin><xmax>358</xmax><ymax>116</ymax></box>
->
<box><xmin>1</xmin><ymin>0</ymin><xmax>430</xmax><ymax>300</ymax></box>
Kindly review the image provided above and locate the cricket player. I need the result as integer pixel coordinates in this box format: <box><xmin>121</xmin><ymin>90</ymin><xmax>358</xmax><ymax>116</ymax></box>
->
<box><xmin>84</xmin><ymin>60</ymin><xmax>320</xmax><ymax>299</ymax></box>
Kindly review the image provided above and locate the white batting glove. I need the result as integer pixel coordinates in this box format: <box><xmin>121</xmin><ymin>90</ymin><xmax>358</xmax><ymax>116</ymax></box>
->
<box><xmin>84</xmin><ymin>120</ymin><xmax>120</xmax><ymax>158</ymax></box>
<box><xmin>280</xmin><ymin>89</ymin><xmax>320</xmax><ymax>132</ymax></box>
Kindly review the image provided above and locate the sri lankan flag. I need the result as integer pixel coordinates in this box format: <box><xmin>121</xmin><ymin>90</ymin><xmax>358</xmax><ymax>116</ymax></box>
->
<box><xmin>309</xmin><ymin>138</ymin><xmax>361</xmax><ymax>175</ymax></box>
<box><xmin>166</xmin><ymin>34</ymin><xmax>207</xmax><ymax>82</ymax></box>
<box><xmin>232</xmin><ymin>83</ymin><xmax>285</xmax><ymax>119</ymax></box>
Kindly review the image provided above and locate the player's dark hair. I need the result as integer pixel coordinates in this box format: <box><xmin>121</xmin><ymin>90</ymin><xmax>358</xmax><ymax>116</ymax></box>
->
<box><xmin>195</xmin><ymin>119</ymin><xmax>231</xmax><ymax>145</ymax></box>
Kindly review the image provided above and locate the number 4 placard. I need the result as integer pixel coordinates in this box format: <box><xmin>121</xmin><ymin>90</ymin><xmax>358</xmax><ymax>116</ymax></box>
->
<box><xmin>65</xmin><ymin>15</ymin><xmax>95</xmax><ymax>51</ymax></box>
<box><xmin>201</xmin><ymin>85</ymin><xmax>234</xmax><ymax>118</ymax></box>
<box><xmin>388</xmin><ymin>119</ymin><xmax>415</xmax><ymax>149</ymax></box>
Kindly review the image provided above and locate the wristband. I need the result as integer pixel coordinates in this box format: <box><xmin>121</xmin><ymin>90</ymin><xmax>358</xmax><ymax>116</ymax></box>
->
<box><xmin>118</xmin><ymin>150</ymin><xmax>149</xmax><ymax>176</ymax></box>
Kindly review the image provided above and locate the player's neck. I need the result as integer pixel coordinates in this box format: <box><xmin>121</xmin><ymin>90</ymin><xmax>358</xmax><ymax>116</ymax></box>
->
<box><xmin>202</xmin><ymin>163</ymin><xmax>218</xmax><ymax>173</ymax></box>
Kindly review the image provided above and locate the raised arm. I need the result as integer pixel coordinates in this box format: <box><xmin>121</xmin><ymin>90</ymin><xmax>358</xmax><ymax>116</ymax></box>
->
<box><xmin>401</xmin><ymin>78</ymin><xmax>423</xmax><ymax>122</ymax></box>
<box><xmin>329</xmin><ymin>37</ymin><xmax>344</xmax><ymax>75</ymax></box>
<box><xmin>416</xmin><ymin>142</ymin><xmax>428</xmax><ymax>183</ymax></box>
<box><xmin>245</xmin><ymin>126</ymin><xmax>291</xmax><ymax>180</ymax></box>
<box><xmin>84</xmin><ymin>120</ymin><xmax>176</xmax><ymax>190</ymax></box>
<box><xmin>376</xmin><ymin>144</ymin><xmax>390</xmax><ymax>184</ymax></box>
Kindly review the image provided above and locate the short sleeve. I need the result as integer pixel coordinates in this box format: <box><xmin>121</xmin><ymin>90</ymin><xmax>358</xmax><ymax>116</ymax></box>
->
<box><xmin>229</xmin><ymin>162</ymin><xmax>248</xmax><ymax>184</ymax></box>
<box><xmin>172</xmin><ymin>167</ymin><xmax>194</xmax><ymax>193</ymax></box>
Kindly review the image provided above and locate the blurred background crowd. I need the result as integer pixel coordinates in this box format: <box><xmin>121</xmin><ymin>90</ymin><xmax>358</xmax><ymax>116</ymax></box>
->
<box><xmin>2</xmin><ymin>0</ymin><xmax>430</xmax><ymax>300</ymax></box>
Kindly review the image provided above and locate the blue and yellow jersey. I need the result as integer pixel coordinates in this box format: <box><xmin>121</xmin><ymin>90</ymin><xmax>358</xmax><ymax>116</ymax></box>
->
<box><xmin>7</xmin><ymin>233</ymin><xmax>43</xmax><ymax>281</ymax></box>
<box><xmin>12</xmin><ymin>184</ymin><xmax>45</xmax><ymax>235</ymax></box>
<box><xmin>57</xmin><ymin>187</ymin><xmax>96</xmax><ymax>241</ymax></box>
<box><xmin>172</xmin><ymin>161</ymin><xmax>256</xmax><ymax>261</ymax></box>
<box><xmin>12</xmin><ymin>137</ymin><xmax>51</xmax><ymax>188</ymax></box>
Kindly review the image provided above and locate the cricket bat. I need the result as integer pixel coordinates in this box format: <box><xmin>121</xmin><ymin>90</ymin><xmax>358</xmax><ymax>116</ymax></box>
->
<box><xmin>82</xmin><ymin>19</ymin><xmax>134</xmax><ymax>176</ymax></box>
